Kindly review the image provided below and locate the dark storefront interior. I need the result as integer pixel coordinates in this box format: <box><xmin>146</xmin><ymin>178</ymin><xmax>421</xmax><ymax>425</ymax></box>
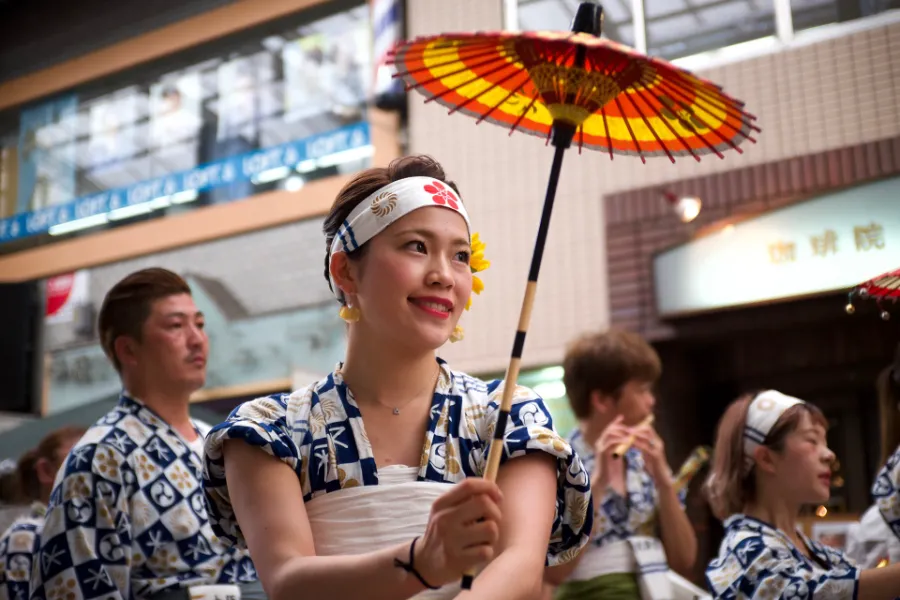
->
<box><xmin>652</xmin><ymin>291</ymin><xmax>899</xmax><ymax>581</ymax></box>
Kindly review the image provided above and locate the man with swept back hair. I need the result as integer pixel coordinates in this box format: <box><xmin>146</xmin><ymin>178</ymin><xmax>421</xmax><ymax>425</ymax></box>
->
<box><xmin>31</xmin><ymin>268</ymin><xmax>263</xmax><ymax>600</ymax></box>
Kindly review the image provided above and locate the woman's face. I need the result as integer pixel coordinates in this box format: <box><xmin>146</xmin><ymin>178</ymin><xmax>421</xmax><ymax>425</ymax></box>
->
<box><xmin>768</xmin><ymin>411</ymin><xmax>835</xmax><ymax>505</ymax></box>
<box><xmin>346</xmin><ymin>206</ymin><xmax>473</xmax><ymax>352</ymax></box>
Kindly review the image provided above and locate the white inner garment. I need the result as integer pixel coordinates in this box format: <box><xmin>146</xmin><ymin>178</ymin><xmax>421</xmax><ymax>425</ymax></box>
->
<box><xmin>306</xmin><ymin>465</ymin><xmax>459</xmax><ymax>599</ymax></box>
<box><xmin>568</xmin><ymin>539</ymin><xmax>711</xmax><ymax>600</ymax></box>
<box><xmin>187</xmin><ymin>436</ymin><xmax>205</xmax><ymax>458</ymax></box>
<box><xmin>568</xmin><ymin>539</ymin><xmax>637</xmax><ymax>580</ymax></box>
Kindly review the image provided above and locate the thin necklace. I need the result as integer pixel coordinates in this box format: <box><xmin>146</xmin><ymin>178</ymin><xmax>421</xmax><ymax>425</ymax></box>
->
<box><xmin>356</xmin><ymin>365</ymin><xmax>441</xmax><ymax>416</ymax></box>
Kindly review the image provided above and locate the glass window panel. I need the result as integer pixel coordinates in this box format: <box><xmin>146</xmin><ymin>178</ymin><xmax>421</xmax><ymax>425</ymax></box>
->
<box><xmin>0</xmin><ymin>0</ymin><xmax>373</xmax><ymax>256</ymax></box>
<box><xmin>518</xmin><ymin>0</ymin><xmax>634</xmax><ymax>45</ymax></box>
<box><xmin>645</xmin><ymin>0</ymin><xmax>777</xmax><ymax>59</ymax></box>
<box><xmin>646</xmin><ymin>0</ymin><xmax>690</xmax><ymax>19</ymax></box>
<box><xmin>0</xmin><ymin>134</ymin><xmax>16</xmax><ymax>219</ymax></box>
<box><xmin>791</xmin><ymin>0</ymin><xmax>898</xmax><ymax>34</ymax></box>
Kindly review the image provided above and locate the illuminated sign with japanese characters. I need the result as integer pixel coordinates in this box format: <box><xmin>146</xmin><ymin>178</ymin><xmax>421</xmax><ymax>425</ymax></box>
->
<box><xmin>653</xmin><ymin>177</ymin><xmax>900</xmax><ymax>317</ymax></box>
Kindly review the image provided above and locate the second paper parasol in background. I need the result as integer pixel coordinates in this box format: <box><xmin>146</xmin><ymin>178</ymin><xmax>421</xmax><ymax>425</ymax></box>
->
<box><xmin>388</xmin><ymin>1</ymin><xmax>758</xmax><ymax>588</ymax></box>
<box><xmin>846</xmin><ymin>267</ymin><xmax>900</xmax><ymax>320</ymax></box>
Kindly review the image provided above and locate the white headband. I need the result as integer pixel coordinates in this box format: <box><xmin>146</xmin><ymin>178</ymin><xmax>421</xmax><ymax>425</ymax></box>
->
<box><xmin>743</xmin><ymin>390</ymin><xmax>805</xmax><ymax>473</ymax></box>
<box><xmin>328</xmin><ymin>176</ymin><xmax>471</xmax><ymax>301</ymax></box>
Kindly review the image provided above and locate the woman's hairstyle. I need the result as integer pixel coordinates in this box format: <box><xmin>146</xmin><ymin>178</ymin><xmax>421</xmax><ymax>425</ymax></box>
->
<box><xmin>704</xmin><ymin>392</ymin><xmax>827</xmax><ymax>520</ymax></box>
<box><xmin>562</xmin><ymin>328</ymin><xmax>662</xmax><ymax>419</ymax></box>
<box><xmin>15</xmin><ymin>425</ymin><xmax>87</xmax><ymax>503</ymax></box>
<box><xmin>321</xmin><ymin>155</ymin><xmax>460</xmax><ymax>303</ymax></box>
<box><xmin>877</xmin><ymin>363</ymin><xmax>900</xmax><ymax>466</ymax></box>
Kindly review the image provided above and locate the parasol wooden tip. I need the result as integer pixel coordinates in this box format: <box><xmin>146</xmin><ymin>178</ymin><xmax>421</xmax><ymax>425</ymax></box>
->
<box><xmin>572</xmin><ymin>2</ymin><xmax>604</xmax><ymax>37</ymax></box>
<box><xmin>611</xmin><ymin>414</ymin><xmax>655</xmax><ymax>459</ymax></box>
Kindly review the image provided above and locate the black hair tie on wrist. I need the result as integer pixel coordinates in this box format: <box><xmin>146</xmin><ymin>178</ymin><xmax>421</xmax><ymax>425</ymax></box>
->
<box><xmin>394</xmin><ymin>537</ymin><xmax>440</xmax><ymax>590</ymax></box>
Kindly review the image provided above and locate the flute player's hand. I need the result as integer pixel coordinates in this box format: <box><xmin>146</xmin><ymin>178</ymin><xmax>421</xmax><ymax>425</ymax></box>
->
<box><xmin>592</xmin><ymin>416</ymin><xmax>631</xmax><ymax>494</ymax></box>
<box><xmin>631</xmin><ymin>426</ymin><xmax>672</xmax><ymax>483</ymax></box>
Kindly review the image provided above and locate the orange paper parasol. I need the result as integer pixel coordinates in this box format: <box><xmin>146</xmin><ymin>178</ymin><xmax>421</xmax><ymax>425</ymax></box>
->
<box><xmin>388</xmin><ymin>3</ymin><xmax>757</xmax><ymax>588</ymax></box>
<box><xmin>390</xmin><ymin>27</ymin><xmax>758</xmax><ymax>162</ymax></box>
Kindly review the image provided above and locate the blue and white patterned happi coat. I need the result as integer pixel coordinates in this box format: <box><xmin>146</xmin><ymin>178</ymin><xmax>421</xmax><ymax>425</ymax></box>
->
<box><xmin>706</xmin><ymin>515</ymin><xmax>860</xmax><ymax>599</ymax></box>
<box><xmin>873</xmin><ymin>444</ymin><xmax>900</xmax><ymax>550</ymax></box>
<box><xmin>30</xmin><ymin>395</ymin><xmax>257</xmax><ymax>600</ymax></box>
<box><xmin>203</xmin><ymin>359</ymin><xmax>594</xmax><ymax>566</ymax></box>
<box><xmin>0</xmin><ymin>503</ymin><xmax>46</xmax><ymax>600</ymax></box>
<box><xmin>568</xmin><ymin>429</ymin><xmax>687</xmax><ymax>547</ymax></box>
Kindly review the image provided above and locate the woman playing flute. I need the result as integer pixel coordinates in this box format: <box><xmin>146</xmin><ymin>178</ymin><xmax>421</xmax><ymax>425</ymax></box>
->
<box><xmin>201</xmin><ymin>155</ymin><xmax>593</xmax><ymax>600</ymax></box>
<box><xmin>546</xmin><ymin>329</ymin><xmax>698</xmax><ymax>600</ymax></box>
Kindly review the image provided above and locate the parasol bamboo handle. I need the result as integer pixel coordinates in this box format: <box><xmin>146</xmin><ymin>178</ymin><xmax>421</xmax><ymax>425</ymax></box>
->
<box><xmin>611</xmin><ymin>414</ymin><xmax>655</xmax><ymax>459</ymax></box>
<box><xmin>457</xmin><ymin>285</ymin><xmax>536</xmax><ymax>586</ymax></box>
<box><xmin>463</xmin><ymin>282</ymin><xmax>535</xmax><ymax>531</ymax></box>
<box><xmin>481</xmin><ymin>280</ymin><xmax>536</xmax><ymax>480</ymax></box>
<box><xmin>460</xmin><ymin>125</ymin><xmax>575</xmax><ymax>591</ymax></box>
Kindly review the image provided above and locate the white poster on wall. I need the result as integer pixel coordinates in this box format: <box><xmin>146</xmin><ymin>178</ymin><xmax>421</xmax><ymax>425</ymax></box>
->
<box><xmin>46</xmin><ymin>270</ymin><xmax>90</xmax><ymax>324</ymax></box>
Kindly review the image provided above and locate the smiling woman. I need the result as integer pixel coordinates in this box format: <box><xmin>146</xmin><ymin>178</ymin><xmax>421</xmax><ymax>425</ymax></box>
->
<box><xmin>201</xmin><ymin>155</ymin><xmax>595</xmax><ymax>600</ymax></box>
<box><xmin>328</xmin><ymin>178</ymin><xmax>474</xmax><ymax>352</ymax></box>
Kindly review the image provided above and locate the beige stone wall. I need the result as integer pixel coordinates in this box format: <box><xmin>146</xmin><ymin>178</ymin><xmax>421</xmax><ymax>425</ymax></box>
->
<box><xmin>406</xmin><ymin>2</ymin><xmax>900</xmax><ymax>374</ymax></box>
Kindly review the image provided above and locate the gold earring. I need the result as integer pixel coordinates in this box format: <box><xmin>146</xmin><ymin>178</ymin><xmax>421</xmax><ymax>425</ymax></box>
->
<box><xmin>449</xmin><ymin>325</ymin><xmax>464</xmax><ymax>343</ymax></box>
<box><xmin>339</xmin><ymin>305</ymin><xmax>360</xmax><ymax>323</ymax></box>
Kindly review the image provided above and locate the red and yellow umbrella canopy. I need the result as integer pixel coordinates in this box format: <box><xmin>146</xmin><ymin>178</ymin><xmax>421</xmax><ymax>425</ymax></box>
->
<box><xmin>389</xmin><ymin>30</ymin><xmax>759</xmax><ymax>162</ymax></box>
<box><xmin>847</xmin><ymin>267</ymin><xmax>900</xmax><ymax>319</ymax></box>
<box><xmin>855</xmin><ymin>268</ymin><xmax>900</xmax><ymax>301</ymax></box>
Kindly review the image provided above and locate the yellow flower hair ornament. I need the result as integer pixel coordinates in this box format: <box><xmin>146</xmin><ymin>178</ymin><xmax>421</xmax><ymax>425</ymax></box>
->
<box><xmin>451</xmin><ymin>233</ymin><xmax>489</xmax><ymax>344</ymax></box>
<box><xmin>465</xmin><ymin>232</ymin><xmax>490</xmax><ymax>311</ymax></box>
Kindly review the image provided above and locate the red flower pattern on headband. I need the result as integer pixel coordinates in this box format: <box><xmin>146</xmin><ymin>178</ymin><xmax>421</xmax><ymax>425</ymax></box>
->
<box><xmin>424</xmin><ymin>181</ymin><xmax>459</xmax><ymax>210</ymax></box>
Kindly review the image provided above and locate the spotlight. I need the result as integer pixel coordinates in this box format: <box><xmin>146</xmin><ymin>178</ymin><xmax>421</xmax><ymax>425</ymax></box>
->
<box><xmin>661</xmin><ymin>190</ymin><xmax>702</xmax><ymax>223</ymax></box>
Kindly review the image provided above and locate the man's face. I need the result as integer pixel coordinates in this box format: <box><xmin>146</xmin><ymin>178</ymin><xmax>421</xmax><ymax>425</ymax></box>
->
<box><xmin>128</xmin><ymin>294</ymin><xmax>208</xmax><ymax>393</ymax></box>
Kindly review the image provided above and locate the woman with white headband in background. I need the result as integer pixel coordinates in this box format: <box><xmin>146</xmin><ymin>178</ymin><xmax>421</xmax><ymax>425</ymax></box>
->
<box><xmin>705</xmin><ymin>390</ymin><xmax>900</xmax><ymax>599</ymax></box>
<box><xmin>201</xmin><ymin>155</ymin><xmax>593</xmax><ymax>600</ymax></box>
